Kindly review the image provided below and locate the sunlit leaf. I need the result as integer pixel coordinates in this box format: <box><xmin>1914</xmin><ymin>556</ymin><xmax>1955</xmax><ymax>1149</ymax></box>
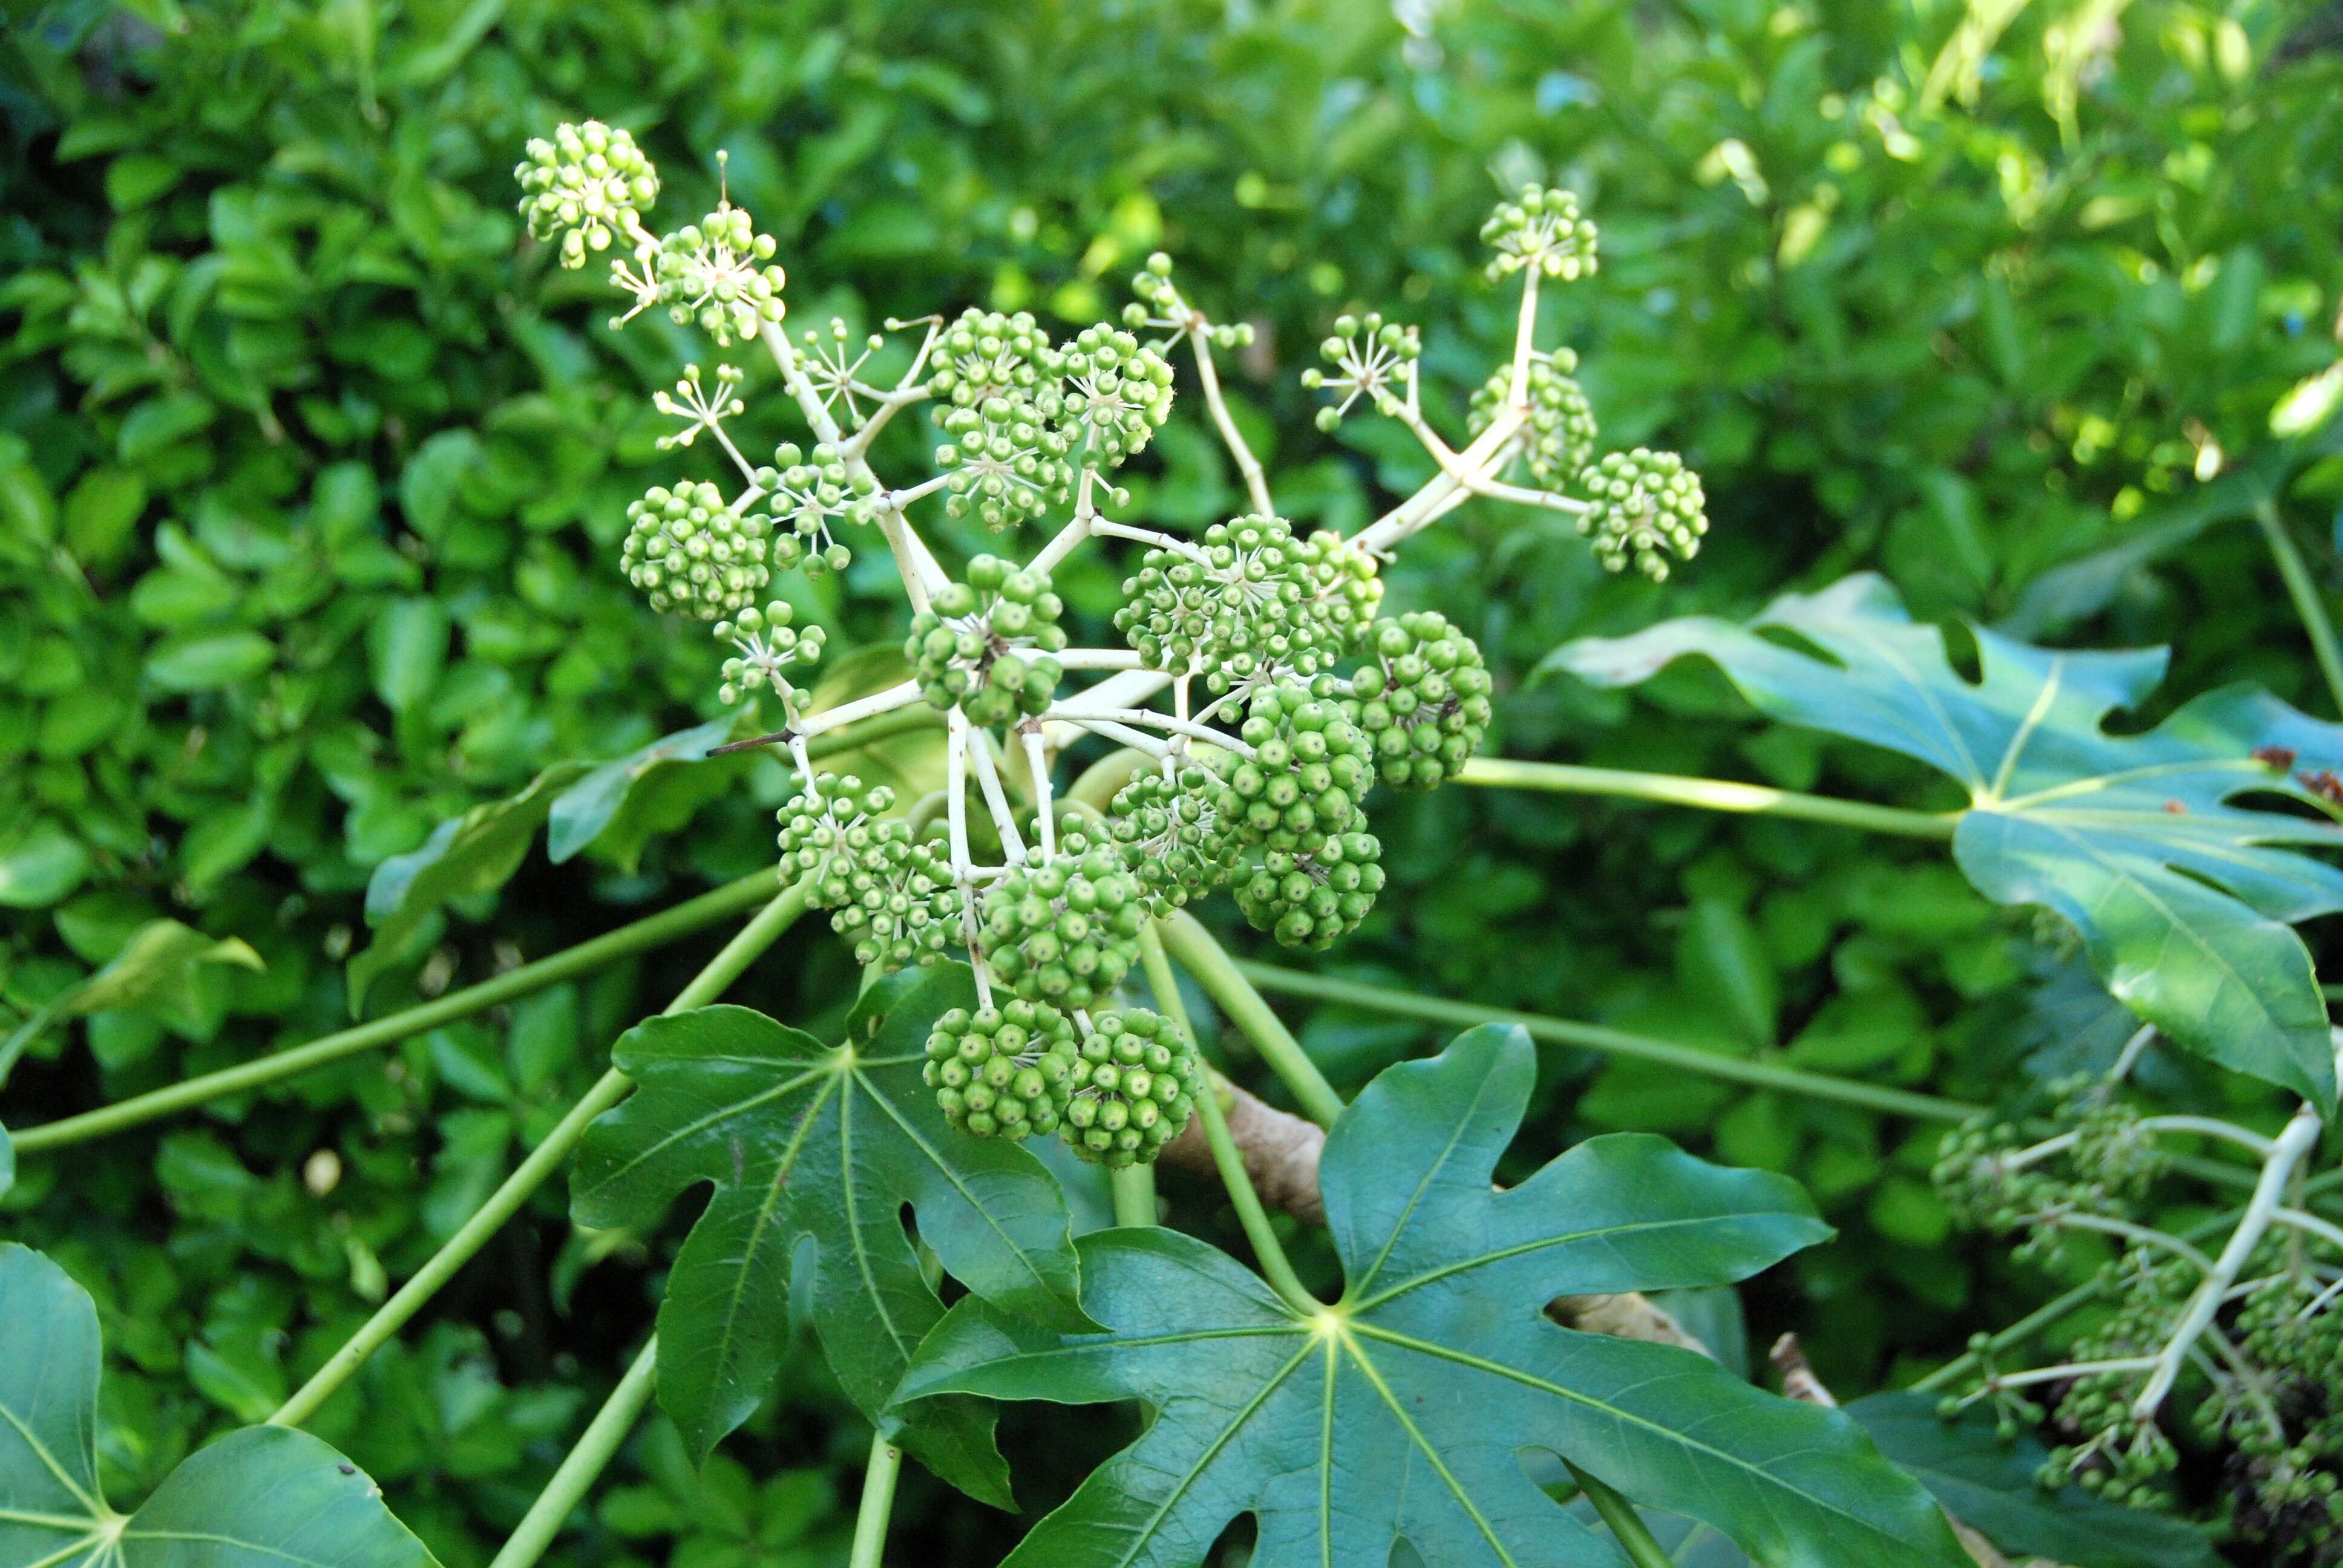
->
<box><xmin>1550</xmin><ymin>573</ymin><xmax>2343</xmax><ymax>1108</ymax></box>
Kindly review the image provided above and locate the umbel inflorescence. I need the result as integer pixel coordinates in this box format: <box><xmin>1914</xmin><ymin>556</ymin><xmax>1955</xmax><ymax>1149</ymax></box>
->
<box><xmin>1932</xmin><ymin>1037</ymin><xmax>2343</xmax><ymax>1561</ymax></box>
<box><xmin>520</xmin><ymin>127</ymin><xmax>1710</xmax><ymax>1167</ymax></box>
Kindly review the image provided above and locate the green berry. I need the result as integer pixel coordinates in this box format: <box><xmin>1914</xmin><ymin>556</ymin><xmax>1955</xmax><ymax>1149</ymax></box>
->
<box><xmin>1481</xmin><ymin>185</ymin><xmax>1599</xmax><ymax>283</ymax></box>
<box><xmin>1576</xmin><ymin>448</ymin><xmax>1708</xmax><ymax>581</ymax></box>
<box><xmin>925</xmin><ymin>1001</ymin><xmax>1078</xmax><ymax>1140</ymax></box>
<box><xmin>1052</xmin><ymin>324</ymin><xmax>1175</xmax><ymax>467</ymax></box>
<box><xmin>977</xmin><ymin>829</ymin><xmax>1146</xmax><ymax>1010</ymax></box>
<box><xmin>1467</xmin><ymin>350</ymin><xmax>1597</xmax><ymax>486</ymax></box>
<box><xmin>1234</xmin><ymin>830</ymin><xmax>1386</xmax><ymax>949</ymax></box>
<box><xmin>620</xmin><ymin>480</ymin><xmax>770</xmax><ymax>619</ymax></box>
<box><xmin>764</xmin><ymin>441</ymin><xmax>877</xmax><ymax>576</ymax></box>
<box><xmin>1216</xmin><ymin>683</ymin><xmax>1376</xmax><ymax>856</ymax></box>
<box><xmin>514</xmin><ymin>120</ymin><xmax>659</xmax><ymax>267</ymax></box>
<box><xmin>653</xmin><ymin>203</ymin><xmax>787</xmax><ymax>346</ymax></box>
<box><xmin>1115</xmin><ymin>514</ymin><xmax>1354</xmax><ymax>690</ymax></box>
<box><xmin>777</xmin><ymin>774</ymin><xmax>961</xmax><ymax>972</ymax></box>
<box><xmin>716</xmin><ymin>600</ymin><xmax>826</xmax><ymax>709</ymax></box>
<box><xmin>905</xmin><ymin>555</ymin><xmax>1068</xmax><ymax>726</ymax></box>
<box><xmin>1301</xmin><ymin>310</ymin><xmax>1421</xmax><ymax>427</ymax></box>
<box><xmin>1063</xmin><ymin>1007</ymin><xmax>1203</xmax><ymax>1168</ymax></box>
<box><xmin>1107</xmin><ymin>760</ymin><xmax>1244</xmax><ymax>913</ymax></box>
<box><xmin>928</xmin><ymin>308</ymin><xmax>1054</xmax><ymax>409</ymax></box>
<box><xmin>1340</xmin><ymin>611</ymin><xmax>1492</xmax><ymax>790</ymax></box>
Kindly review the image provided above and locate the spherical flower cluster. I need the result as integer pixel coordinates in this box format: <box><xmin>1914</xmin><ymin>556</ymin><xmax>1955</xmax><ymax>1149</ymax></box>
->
<box><xmin>1115</xmin><ymin>514</ymin><xmax>1348</xmax><ymax>690</ymax></box>
<box><xmin>1219</xmin><ymin>685</ymin><xmax>1375</xmax><ymax>857</ymax></box>
<box><xmin>936</xmin><ymin>397</ymin><xmax>1075</xmax><ymax>532</ymax></box>
<box><xmin>1294</xmin><ymin>530</ymin><xmax>1384</xmax><ymax>654</ymax></box>
<box><xmin>1468</xmin><ymin>350</ymin><xmax>1598</xmax><ymax>486</ymax></box>
<box><xmin>766</xmin><ymin>442</ymin><xmax>877</xmax><ymax>576</ymax></box>
<box><xmin>516</xmin><ymin>120</ymin><xmax>658</xmax><ymax>267</ymax></box>
<box><xmin>1056</xmin><ymin>325</ymin><xmax>1175</xmax><ymax>466</ymax></box>
<box><xmin>906</xmin><ymin>555</ymin><xmax>1067</xmax><ymax>727</ymax></box>
<box><xmin>977</xmin><ymin>829</ymin><xmax>1147</xmax><ymax>1010</ymax></box>
<box><xmin>1234</xmin><ymin>831</ymin><xmax>1386</xmax><ymax>949</ymax></box>
<box><xmin>1126</xmin><ymin>253</ymin><xmax>1254</xmax><ymax>350</ymax></box>
<box><xmin>653</xmin><ymin>205</ymin><xmax>786</xmax><ymax>347</ymax></box>
<box><xmin>620</xmin><ymin>481</ymin><xmax>770</xmax><ymax>619</ymax></box>
<box><xmin>1932</xmin><ymin>1078</ymin><xmax>2167</xmax><ymax>1241</ymax></box>
<box><xmin>928</xmin><ymin>309</ymin><xmax>1054</xmax><ymax>408</ymax></box>
<box><xmin>776</xmin><ymin>776</ymin><xmax>960</xmax><ymax>971</ymax></box>
<box><xmin>1342</xmin><ymin>612</ymin><xmax>1492</xmax><ymax>790</ymax></box>
<box><xmin>1107</xmin><ymin>761</ymin><xmax>1244</xmax><ymax>913</ymax></box>
<box><xmin>1063</xmin><ymin>1008</ymin><xmax>1203</xmax><ymax>1168</ymax></box>
<box><xmin>1481</xmin><ymin>186</ymin><xmax>1600</xmax><ymax>283</ymax></box>
<box><xmin>924</xmin><ymin>1001</ymin><xmax>1078</xmax><ymax>1140</ymax></box>
<box><xmin>1576</xmin><ymin>449</ymin><xmax>1708</xmax><ymax>581</ymax></box>
<box><xmin>1302</xmin><ymin>312</ymin><xmax>1420</xmax><ymax>431</ymax></box>
<box><xmin>715</xmin><ymin>601</ymin><xmax>825</xmax><ymax>709</ymax></box>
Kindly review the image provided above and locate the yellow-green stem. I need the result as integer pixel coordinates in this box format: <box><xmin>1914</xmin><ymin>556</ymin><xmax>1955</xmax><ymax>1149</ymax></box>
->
<box><xmin>268</xmin><ymin>881</ymin><xmax>809</xmax><ymax>1428</ymax></box>
<box><xmin>846</xmin><ymin>1431</ymin><xmax>905</xmax><ymax>1568</ymax></box>
<box><xmin>1457</xmin><ymin>757</ymin><xmax>1960</xmax><ymax>840</ymax></box>
<box><xmin>487</xmin><ymin>1336</ymin><xmax>660</xmax><ymax>1568</ymax></box>
<box><xmin>2256</xmin><ymin>500</ymin><xmax>2343</xmax><ymax>716</ymax></box>
<box><xmin>1111</xmin><ymin>1161</ymin><xmax>1158</xmax><ymax>1227</ymax></box>
<box><xmin>1569</xmin><ymin>1463</ymin><xmax>1677</xmax><ymax>1568</ymax></box>
<box><xmin>1141</xmin><ymin>923</ymin><xmax>1320</xmax><ymax>1312</ymax></box>
<box><xmin>11</xmin><ymin>871</ymin><xmax>782</xmax><ymax>1155</ymax></box>
<box><xmin>1158</xmin><ymin>911</ymin><xmax>1344</xmax><ymax>1127</ymax></box>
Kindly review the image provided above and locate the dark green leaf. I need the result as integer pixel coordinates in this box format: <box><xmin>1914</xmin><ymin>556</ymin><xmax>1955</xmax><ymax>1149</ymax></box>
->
<box><xmin>1846</xmin><ymin>1393</ymin><xmax>2221</xmax><ymax>1568</ymax></box>
<box><xmin>572</xmin><ymin>969</ymin><xmax>1086</xmax><ymax>1490</ymax></box>
<box><xmin>546</xmin><ymin>717</ymin><xmax>743</xmax><ymax>869</ymax></box>
<box><xmin>900</xmin><ymin>1027</ymin><xmax>1967</xmax><ymax>1568</ymax></box>
<box><xmin>0</xmin><ymin>822</ymin><xmax>91</xmax><ymax>909</ymax></box>
<box><xmin>1552</xmin><ymin>573</ymin><xmax>2343</xmax><ymax>1109</ymax></box>
<box><xmin>145</xmin><ymin>631</ymin><xmax>277</xmax><ymax>693</ymax></box>
<box><xmin>0</xmin><ymin>1242</ymin><xmax>436</xmax><ymax>1568</ymax></box>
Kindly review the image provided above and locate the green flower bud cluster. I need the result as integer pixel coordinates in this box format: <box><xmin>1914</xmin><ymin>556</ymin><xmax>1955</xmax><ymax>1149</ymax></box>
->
<box><xmin>1106</xmin><ymin>761</ymin><xmax>1244</xmax><ymax>913</ymax></box>
<box><xmin>1234</xmin><ymin>831</ymin><xmax>1386</xmax><ymax>949</ymax></box>
<box><xmin>1114</xmin><ymin>514</ymin><xmax>1351</xmax><ymax>690</ymax></box>
<box><xmin>765</xmin><ymin>441</ymin><xmax>877</xmax><ymax>576</ymax></box>
<box><xmin>1126</xmin><ymin>253</ymin><xmax>1254</xmax><ymax>350</ymax></box>
<box><xmin>906</xmin><ymin>555</ymin><xmax>1067</xmax><ymax>727</ymax></box>
<box><xmin>716</xmin><ymin>601</ymin><xmax>825</xmax><ymax>709</ymax></box>
<box><xmin>2031</xmin><ymin>1255</ymin><xmax>2190</xmax><ymax>1501</ymax></box>
<box><xmin>977</xmin><ymin>829</ymin><xmax>1147</xmax><ymax>1011</ymax></box>
<box><xmin>1301</xmin><ymin>312</ymin><xmax>1420</xmax><ymax>432</ymax></box>
<box><xmin>620</xmin><ymin>481</ymin><xmax>770</xmax><ymax>619</ymax></box>
<box><xmin>776</xmin><ymin>776</ymin><xmax>961</xmax><ymax>972</ymax></box>
<box><xmin>924</xmin><ymin>1001</ymin><xmax>1078</xmax><ymax>1141</ymax></box>
<box><xmin>1342</xmin><ymin>612</ymin><xmax>1493</xmax><ymax>791</ymax></box>
<box><xmin>1062</xmin><ymin>1008</ymin><xmax>1202</xmax><ymax>1168</ymax></box>
<box><xmin>928</xmin><ymin>308</ymin><xmax>1054</xmax><ymax>408</ymax></box>
<box><xmin>1294</xmin><ymin>529</ymin><xmax>1384</xmax><ymax>655</ymax></box>
<box><xmin>1481</xmin><ymin>186</ymin><xmax>1600</xmax><ymax>283</ymax></box>
<box><xmin>1467</xmin><ymin>350</ymin><xmax>1598</xmax><ymax>486</ymax></box>
<box><xmin>516</xmin><ymin>120</ymin><xmax>658</xmax><ymax>267</ymax></box>
<box><xmin>1217</xmin><ymin>684</ymin><xmax>1375</xmax><ymax>857</ymax></box>
<box><xmin>1576</xmin><ymin>448</ymin><xmax>1709</xmax><ymax>581</ymax></box>
<box><xmin>936</xmin><ymin>396</ymin><xmax>1075</xmax><ymax>532</ymax></box>
<box><xmin>1932</xmin><ymin>1077</ymin><xmax>2166</xmax><ymax>1243</ymax></box>
<box><xmin>654</xmin><ymin>204</ymin><xmax>786</xmax><ymax>347</ymax></box>
<box><xmin>1056</xmin><ymin>325</ymin><xmax>1175</xmax><ymax>466</ymax></box>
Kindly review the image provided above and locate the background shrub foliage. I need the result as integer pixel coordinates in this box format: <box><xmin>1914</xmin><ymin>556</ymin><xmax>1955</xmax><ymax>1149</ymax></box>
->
<box><xmin>4</xmin><ymin>0</ymin><xmax>2343</xmax><ymax>1563</ymax></box>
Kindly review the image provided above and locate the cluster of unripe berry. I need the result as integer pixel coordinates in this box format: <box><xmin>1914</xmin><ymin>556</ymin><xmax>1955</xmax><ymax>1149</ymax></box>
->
<box><xmin>1469</xmin><ymin>349</ymin><xmax>1597</xmax><ymax>486</ymax></box>
<box><xmin>1115</xmin><ymin>514</ymin><xmax>1358</xmax><ymax>691</ymax></box>
<box><xmin>515</xmin><ymin>120</ymin><xmax>657</xmax><ymax>267</ymax></box>
<box><xmin>777</xmin><ymin>776</ymin><xmax>961</xmax><ymax>970</ymax></box>
<box><xmin>906</xmin><ymin>555</ymin><xmax>1067</xmax><ymax>727</ymax></box>
<box><xmin>923</xmin><ymin>1002</ymin><xmax>1202</xmax><ymax>1167</ymax></box>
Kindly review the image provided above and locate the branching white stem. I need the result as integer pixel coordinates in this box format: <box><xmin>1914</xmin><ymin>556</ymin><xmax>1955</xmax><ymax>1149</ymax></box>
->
<box><xmin>1043</xmin><ymin>705</ymin><xmax>1253</xmax><ymax>758</ymax></box>
<box><xmin>796</xmin><ymin>679</ymin><xmax>924</xmax><ymax>739</ymax></box>
<box><xmin>1187</xmin><ymin>320</ymin><xmax>1272</xmax><ymax>516</ymax></box>
<box><xmin>1022</xmin><ymin>727</ymin><xmax>1057</xmax><ymax>859</ymax></box>
<box><xmin>2131</xmin><ymin>1105</ymin><xmax>2323</xmax><ymax>1420</ymax></box>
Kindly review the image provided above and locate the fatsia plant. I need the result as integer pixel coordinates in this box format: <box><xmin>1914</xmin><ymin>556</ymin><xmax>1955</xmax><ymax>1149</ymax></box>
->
<box><xmin>18</xmin><ymin>104</ymin><xmax>2320</xmax><ymax>1568</ymax></box>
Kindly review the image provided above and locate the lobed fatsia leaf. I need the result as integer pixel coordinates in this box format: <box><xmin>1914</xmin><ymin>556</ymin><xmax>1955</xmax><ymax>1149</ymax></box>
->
<box><xmin>1549</xmin><ymin>572</ymin><xmax>2343</xmax><ymax>1110</ymax></box>
<box><xmin>570</xmin><ymin>965</ymin><xmax>1086</xmax><ymax>1500</ymax></box>
<box><xmin>897</xmin><ymin>1025</ymin><xmax>1970</xmax><ymax>1568</ymax></box>
<box><xmin>0</xmin><ymin>1241</ymin><xmax>434</xmax><ymax>1568</ymax></box>
<box><xmin>1845</xmin><ymin>1393</ymin><xmax>2220</xmax><ymax>1568</ymax></box>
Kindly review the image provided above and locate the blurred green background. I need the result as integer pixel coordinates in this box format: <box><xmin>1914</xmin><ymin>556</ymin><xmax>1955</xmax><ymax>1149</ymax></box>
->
<box><xmin>4</xmin><ymin>0</ymin><xmax>2342</xmax><ymax>1563</ymax></box>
